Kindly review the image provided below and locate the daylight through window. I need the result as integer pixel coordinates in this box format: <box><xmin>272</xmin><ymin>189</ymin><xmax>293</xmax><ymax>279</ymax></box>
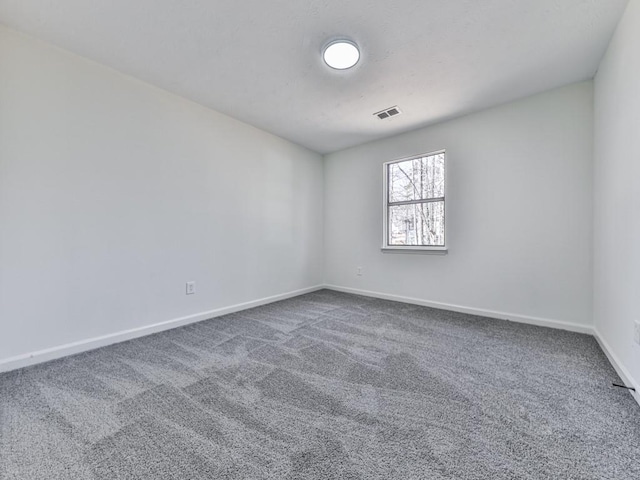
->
<box><xmin>384</xmin><ymin>151</ymin><xmax>445</xmax><ymax>249</ymax></box>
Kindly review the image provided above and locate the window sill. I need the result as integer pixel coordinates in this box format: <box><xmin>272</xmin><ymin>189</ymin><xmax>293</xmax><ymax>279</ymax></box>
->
<box><xmin>381</xmin><ymin>247</ymin><xmax>448</xmax><ymax>255</ymax></box>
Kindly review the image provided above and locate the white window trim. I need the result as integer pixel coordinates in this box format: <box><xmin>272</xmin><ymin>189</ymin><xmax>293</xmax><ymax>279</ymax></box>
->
<box><xmin>382</xmin><ymin>150</ymin><xmax>448</xmax><ymax>254</ymax></box>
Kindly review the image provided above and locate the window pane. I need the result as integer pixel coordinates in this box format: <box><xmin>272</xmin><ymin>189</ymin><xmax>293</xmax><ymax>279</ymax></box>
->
<box><xmin>388</xmin><ymin>201</ymin><xmax>445</xmax><ymax>246</ymax></box>
<box><xmin>388</xmin><ymin>153</ymin><xmax>444</xmax><ymax>203</ymax></box>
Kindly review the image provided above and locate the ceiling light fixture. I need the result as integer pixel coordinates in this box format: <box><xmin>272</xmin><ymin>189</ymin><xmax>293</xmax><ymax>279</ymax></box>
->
<box><xmin>323</xmin><ymin>40</ymin><xmax>360</xmax><ymax>70</ymax></box>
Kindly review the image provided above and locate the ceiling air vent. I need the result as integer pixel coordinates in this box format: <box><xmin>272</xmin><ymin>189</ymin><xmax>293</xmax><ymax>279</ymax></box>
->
<box><xmin>374</xmin><ymin>106</ymin><xmax>402</xmax><ymax>120</ymax></box>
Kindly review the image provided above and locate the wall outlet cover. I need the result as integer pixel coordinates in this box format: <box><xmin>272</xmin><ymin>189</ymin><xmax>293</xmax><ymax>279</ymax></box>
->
<box><xmin>634</xmin><ymin>320</ymin><xmax>640</xmax><ymax>346</ymax></box>
<box><xmin>186</xmin><ymin>281</ymin><xmax>196</xmax><ymax>295</ymax></box>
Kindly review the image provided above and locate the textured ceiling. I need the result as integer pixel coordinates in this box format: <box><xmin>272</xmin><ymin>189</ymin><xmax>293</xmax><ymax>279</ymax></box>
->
<box><xmin>0</xmin><ymin>0</ymin><xmax>630</xmax><ymax>154</ymax></box>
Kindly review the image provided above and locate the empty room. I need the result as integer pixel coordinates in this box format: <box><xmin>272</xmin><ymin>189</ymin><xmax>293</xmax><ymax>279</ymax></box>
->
<box><xmin>1</xmin><ymin>1</ymin><xmax>639</xmax><ymax>478</ymax></box>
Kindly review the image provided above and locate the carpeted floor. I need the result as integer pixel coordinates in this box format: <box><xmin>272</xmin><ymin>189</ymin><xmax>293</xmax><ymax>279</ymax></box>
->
<box><xmin>1</xmin><ymin>290</ymin><xmax>639</xmax><ymax>479</ymax></box>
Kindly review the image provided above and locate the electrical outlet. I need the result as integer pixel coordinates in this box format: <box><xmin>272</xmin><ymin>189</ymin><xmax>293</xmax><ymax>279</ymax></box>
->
<box><xmin>634</xmin><ymin>320</ymin><xmax>640</xmax><ymax>346</ymax></box>
<box><xmin>356</xmin><ymin>267</ymin><xmax>363</xmax><ymax>276</ymax></box>
<box><xmin>186</xmin><ymin>281</ymin><xmax>196</xmax><ymax>295</ymax></box>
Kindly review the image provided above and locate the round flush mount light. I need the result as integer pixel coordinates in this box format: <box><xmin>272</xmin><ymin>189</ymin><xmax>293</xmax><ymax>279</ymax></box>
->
<box><xmin>323</xmin><ymin>40</ymin><xmax>360</xmax><ymax>70</ymax></box>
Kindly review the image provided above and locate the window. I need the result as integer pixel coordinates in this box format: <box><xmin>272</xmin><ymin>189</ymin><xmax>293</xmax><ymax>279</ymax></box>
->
<box><xmin>383</xmin><ymin>151</ymin><xmax>446</xmax><ymax>252</ymax></box>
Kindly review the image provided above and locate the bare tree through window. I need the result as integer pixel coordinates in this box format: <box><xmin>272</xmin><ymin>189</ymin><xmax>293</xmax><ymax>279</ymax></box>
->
<box><xmin>385</xmin><ymin>152</ymin><xmax>445</xmax><ymax>247</ymax></box>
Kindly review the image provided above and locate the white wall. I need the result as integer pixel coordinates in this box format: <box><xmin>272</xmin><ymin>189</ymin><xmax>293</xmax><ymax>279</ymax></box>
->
<box><xmin>593</xmin><ymin>0</ymin><xmax>640</xmax><ymax>395</ymax></box>
<box><xmin>324</xmin><ymin>82</ymin><xmax>594</xmax><ymax>329</ymax></box>
<box><xmin>0</xmin><ymin>27</ymin><xmax>324</xmax><ymax>365</ymax></box>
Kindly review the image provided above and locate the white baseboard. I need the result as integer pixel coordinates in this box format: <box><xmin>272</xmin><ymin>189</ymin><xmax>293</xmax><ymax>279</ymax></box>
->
<box><xmin>0</xmin><ymin>285</ymin><xmax>324</xmax><ymax>373</ymax></box>
<box><xmin>593</xmin><ymin>328</ymin><xmax>640</xmax><ymax>408</ymax></box>
<box><xmin>325</xmin><ymin>285</ymin><xmax>640</xmax><ymax>408</ymax></box>
<box><xmin>323</xmin><ymin>284</ymin><xmax>595</xmax><ymax>335</ymax></box>
<box><xmin>5</xmin><ymin>283</ymin><xmax>637</xmax><ymax>411</ymax></box>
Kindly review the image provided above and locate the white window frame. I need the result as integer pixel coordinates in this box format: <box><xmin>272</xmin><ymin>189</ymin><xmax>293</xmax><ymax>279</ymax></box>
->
<box><xmin>382</xmin><ymin>150</ymin><xmax>448</xmax><ymax>254</ymax></box>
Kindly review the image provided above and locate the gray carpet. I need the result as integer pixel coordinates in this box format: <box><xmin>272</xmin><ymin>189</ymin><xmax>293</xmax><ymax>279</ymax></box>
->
<box><xmin>1</xmin><ymin>290</ymin><xmax>639</xmax><ymax>479</ymax></box>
